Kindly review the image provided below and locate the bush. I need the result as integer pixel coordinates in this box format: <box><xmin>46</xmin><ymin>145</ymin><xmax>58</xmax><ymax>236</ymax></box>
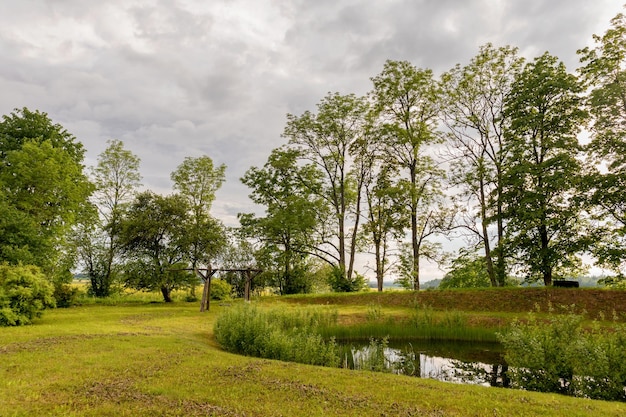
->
<box><xmin>53</xmin><ymin>283</ymin><xmax>82</xmax><ymax>308</ymax></box>
<box><xmin>213</xmin><ymin>304</ymin><xmax>340</xmax><ymax>367</ymax></box>
<box><xmin>498</xmin><ymin>309</ymin><xmax>626</xmax><ymax>401</ymax></box>
<box><xmin>210</xmin><ymin>279</ymin><xmax>232</xmax><ymax>301</ymax></box>
<box><xmin>0</xmin><ymin>264</ymin><xmax>56</xmax><ymax>326</ymax></box>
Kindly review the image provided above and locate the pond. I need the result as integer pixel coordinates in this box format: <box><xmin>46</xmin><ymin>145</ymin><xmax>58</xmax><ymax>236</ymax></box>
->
<box><xmin>338</xmin><ymin>339</ymin><xmax>510</xmax><ymax>387</ymax></box>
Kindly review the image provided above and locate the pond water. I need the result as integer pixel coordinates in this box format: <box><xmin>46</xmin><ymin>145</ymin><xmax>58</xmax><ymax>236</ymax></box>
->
<box><xmin>339</xmin><ymin>339</ymin><xmax>510</xmax><ymax>387</ymax></box>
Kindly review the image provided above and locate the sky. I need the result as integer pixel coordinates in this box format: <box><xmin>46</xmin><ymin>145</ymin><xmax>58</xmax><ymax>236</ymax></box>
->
<box><xmin>0</xmin><ymin>0</ymin><xmax>622</xmax><ymax>282</ymax></box>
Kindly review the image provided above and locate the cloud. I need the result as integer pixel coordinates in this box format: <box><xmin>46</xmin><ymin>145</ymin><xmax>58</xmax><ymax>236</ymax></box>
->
<box><xmin>0</xmin><ymin>0</ymin><xmax>622</xmax><ymax>280</ymax></box>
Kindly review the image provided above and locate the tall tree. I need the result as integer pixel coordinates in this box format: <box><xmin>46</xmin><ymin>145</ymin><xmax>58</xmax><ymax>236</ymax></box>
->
<box><xmin>502</xmin><ymin>53</ymin><xmax>589</xmax><ymax>286</ymax></box>
<box><xmin>578</xmin><ymin>10</ymin><xmax>626</xmax><ymax>281</ymax></box>
<box><xmin>171</xmin><ymin>155</ymin><xmax>227</xmax><ymax>270</ymax></box>
<box><xmin>82</xmin><ymin>139</ymin><xmax>142</xmax><ymax>297</ymax></box>
<box><xmin>360</xmin><ymin>162</ymin><xmax>404</xmax><ymax>292</ymax></box>
<box><xmin>284</xmin><ymin>93</ymin><xmax>371</xmax><ymax>291</ymax></box>
<box><xmin>441</xmin><ymin>44</ymin><xmax>524</xmax><ymax>287</ymax></box>
<box><xmin>370</xmin><ymin>60</ymin><xmax>443</xmax><ymax>290</ymax></box>
<box><xmin>240</xmin><ymin>147</ymin><xmax>324</xmax><ymax>294</ymax></box>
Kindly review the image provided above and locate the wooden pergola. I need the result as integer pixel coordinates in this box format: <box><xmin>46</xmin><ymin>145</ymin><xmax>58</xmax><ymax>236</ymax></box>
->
<box><xmin>191</xmin><ymin>267</ymin><xmax>262</xmax><ymax>312</ymax></box>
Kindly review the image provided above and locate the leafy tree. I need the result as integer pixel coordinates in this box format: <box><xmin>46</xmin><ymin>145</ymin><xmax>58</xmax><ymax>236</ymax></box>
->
<box><xmin>0</xmin><ymin>139</ymin><xmax>94</xmax><ymax>276</ymax></box>
<box><xmin>439</xmin><ymin>250</ymin><xmax>491</xmax><ymax>289</ymax></box>
<box><xmin>0</xmin><ymin>107</ymin><xmax>85</xmax><ymax>163</ymax></box>
<box><xmin>0</xmin><ymin>108</ymin><xmax>93</xmax><ymax>286</ymax></box>
<box><xmin>370</xmin><ymin>60</ymin><xmax>444</xmax><ymax>290</ymax></box>
<box><xmin>118</xmin><ymin>191</ymin><xmax>193</xmax><ymax>302</ymax></box>
<box><xmin>361</xmin><ymin>163</ymin><xmax>404</xmax><ymax>291</ymax></box>
<box><xmin>502</xmin><ymin>53</ymin><xmax>589</xmax><ymax>286</ymax></box>
<box><xmin>240</xmin><ymin>148</ymin><xmax>324</xmax><ymax>294</ymax></box>
<box><xmin>441</xmin><ymin>44</ymin><xmax>524</xmax><ymax>287</ymax></box>
<box><xmin>81</xmin><ymin>140</ymin><xmax>142</xmax><ymax>297</ymax></box>
<box><xmin>0</xmin><ymin>264</ymin><xmax>55</xmax><ymax>326</ymax></box>
<box><xmin>284</xmin><ymin>93</ymin><xmax>371</xmax><ymax>291</ymax></box>
<box><xmin>578</xmin><ymin>10</ymin><xmax>626</xmax><ymax>282</ymax></box>
<box><xmin>171</xmin><ymin>155</ymin><xmax>227</xmax><ymax>270</ymax></box>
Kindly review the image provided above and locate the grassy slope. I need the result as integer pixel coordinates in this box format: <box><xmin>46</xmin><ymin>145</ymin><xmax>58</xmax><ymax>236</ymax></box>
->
<box><xmin>0</xmin><ymin>289</ymin><xmax>625</xmax><ymax>416</ymax></box>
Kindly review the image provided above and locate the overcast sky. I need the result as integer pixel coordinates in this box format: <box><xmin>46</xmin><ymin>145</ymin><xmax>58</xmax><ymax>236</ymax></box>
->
<box><xmin>0</xmin><ymin>1</ymin><xmax>621</xmax><ymax>281</ymax></box>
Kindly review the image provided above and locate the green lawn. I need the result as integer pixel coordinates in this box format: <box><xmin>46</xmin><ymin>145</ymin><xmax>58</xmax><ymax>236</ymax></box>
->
<box><xmin>1</xmin><ymin>294</ymin><xmax>625</xmax><ymax>416</ymax></box>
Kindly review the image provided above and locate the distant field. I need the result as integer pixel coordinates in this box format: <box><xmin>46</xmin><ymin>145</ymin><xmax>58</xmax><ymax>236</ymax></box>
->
<box><xmin>1</xmin><ymin>288</ymin><xmax>625</xmax><ymax>416</ymax></box>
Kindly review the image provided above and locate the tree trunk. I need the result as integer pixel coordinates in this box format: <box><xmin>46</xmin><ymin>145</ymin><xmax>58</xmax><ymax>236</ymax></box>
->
<box><xmin>539</xmin><ymin>225</ymin><xmax>552</xmax><ymax>286</ymax></box>
<box><xmin>161</xmin><ymin>285</ymin><xmax>173</xmax><ymax>302</ymax></box>
<box><xmin>479</xmin><ymin>177</ymin><xmax>498</xmax><ymax>287</ymax></box>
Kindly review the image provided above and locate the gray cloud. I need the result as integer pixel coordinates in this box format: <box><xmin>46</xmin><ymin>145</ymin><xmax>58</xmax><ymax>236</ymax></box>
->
<box><xmin>0</xmin><ymin>0</ymin><xmax>621</xmax><ymax>279</ymax></box>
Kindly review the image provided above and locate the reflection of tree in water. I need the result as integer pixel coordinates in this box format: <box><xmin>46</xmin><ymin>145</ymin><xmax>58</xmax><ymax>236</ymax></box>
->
<box><xmin>451</xmin><ymin>361</ymin><xmax>510</xmax><ymax>387</ymax></box>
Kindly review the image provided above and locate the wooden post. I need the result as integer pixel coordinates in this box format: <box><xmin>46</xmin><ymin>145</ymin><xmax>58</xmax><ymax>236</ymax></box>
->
<box><xmin>244</xmin><ymin>270</ymin><xmax>251</xmax><ymax>302</ymax></box>
<box><xmin>195</xmin><ymin>268</ymin><xmax>217</xmax><ymax>312</ymax></box>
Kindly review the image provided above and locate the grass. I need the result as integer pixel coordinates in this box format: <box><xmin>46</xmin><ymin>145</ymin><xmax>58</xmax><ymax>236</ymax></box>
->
<box><xmin>1</xmin><ymin>289</ymin><xmax>626</xmax><ymax>416</ymax></box>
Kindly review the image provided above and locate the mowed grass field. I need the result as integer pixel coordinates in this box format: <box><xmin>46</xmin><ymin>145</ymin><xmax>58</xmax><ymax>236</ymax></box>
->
<box><xmin>1</xmin><ymin>288</ymin><xmax>626</xmax><ymax>416</ymax></box>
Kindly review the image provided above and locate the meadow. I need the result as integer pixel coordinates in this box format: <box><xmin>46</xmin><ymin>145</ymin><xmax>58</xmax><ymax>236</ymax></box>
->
<box><xmin>1</xmin><ymin>288</ymin><xmax>626</xmax><ymax>416</ymax></box>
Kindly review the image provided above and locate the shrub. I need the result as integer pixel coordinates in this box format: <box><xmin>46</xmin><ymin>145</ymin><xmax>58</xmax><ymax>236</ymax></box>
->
<box><xmin>213</xmin><ymin>304</ymin><xmax>340</xmax><ymax>367</ymax></box>
<box><xmin>0</xmin><ymin>264</ymin><xmax>56</xmax><ymax>326</ymax></box>
<box><xmin>210</xmin><ymin>279</ymin><xmax>232</xmax><ymax>301</ymax></box>
<box><xmin>498</xmin><ymin>310</ymin><xmax>626</xmax><ymax>401</ymax></box>
<box><xmin>53</xmin><ymin>283</ymin><xmax>82</xmax><ymax>308</ymax></box>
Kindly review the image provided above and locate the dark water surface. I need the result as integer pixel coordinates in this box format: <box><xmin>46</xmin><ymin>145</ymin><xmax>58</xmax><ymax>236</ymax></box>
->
<box><xmin>340</xmin><ymin>339</ymin><xmax>510</xmax><ymax>387</ymax></box>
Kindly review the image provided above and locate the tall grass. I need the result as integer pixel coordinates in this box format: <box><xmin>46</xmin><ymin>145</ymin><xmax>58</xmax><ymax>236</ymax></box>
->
<box><xmin>213</xmin><ymin>304</ymin><xmax>340</xmax><ymax>367</ymax></box>
<box><xmin>320</xmin><ymin>304</ymin><xmax>499</xmax><ymax>343</ymax></box>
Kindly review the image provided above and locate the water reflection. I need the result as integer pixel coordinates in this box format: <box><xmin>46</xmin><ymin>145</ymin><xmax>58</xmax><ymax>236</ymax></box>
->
<box><xmin>340</xmin><ymin>339</ymin><xmax>509</xmax><ymax>387</ymax></box>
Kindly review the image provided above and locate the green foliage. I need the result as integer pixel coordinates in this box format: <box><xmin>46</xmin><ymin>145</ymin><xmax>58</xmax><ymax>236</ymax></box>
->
<box><xmin>326</xmin><ymin>265</ymin><xmax>367</xmax><ymax>292</ymax></box>
<box><xmin>502</xmin><ymin>52</ymin><xmax>590</xmax><ymax>286</ymax></box>
<box><xmin>371</xmin><ymin>60</ymin><xmax>445</xmax><ymax>291</ymax></box>
<box><xmin>53</xmin><ymin>283</ymin><xmax>82</xmax><ymax>308</ymax></box>
<box><xmin>240</xmin><ymin>148</ymin><xmax>324</xmax><ymax>295</ymax></box>
<box><xmin>284</xmin><ymin>93</ymin><xmax>372</xmax><ymax>287</ymax></box>
<box><xmin>209</xmin><ymin>279</ymin><xmax>232</xmax><ymax>301</ymax></box>
<box><xmin>498</xmin><ymin>309</ymin><xmax>626</xmax><ymax>401</ymax></box>
<box><xmin>118</xmin><ymin>192</ymin><xmax>195</xmax><ymax>302</ymax></box>
<box><xmin>352</xmin><ymin>337</ymin><xmax>391</xmax><ymax>373</ymax></box>
<box><xmin>171</xmin><ymin>155</ymin><xmax>227</xmax><ymax>269</ymax></box>
<box><xmin>83</xmin><ymin>139</ymin><xmax>142</xmax><ymax>298</ymax></box>
<box><xmin>213</xmin><ymin>304</ymin><xmax>340</xmax><ymax>367</ymax></box>
<box><xmin>0</xmin><ymin>108</ymin><xmax>93</xmax><ymax>282</ymax></box>
<box><xmin>441</xmin><ymin>44</ymin><xmax>523</xmax><ymax>287</ymax></box>
<box><xmin>0</xmin><ymin>264</ymin><xmax>55</xmax><ymax>326</ymax></box>
<box><xmin>440</xmin><ymin>251</ymin><xmax>491</xmax><ymax>289</ymax></box>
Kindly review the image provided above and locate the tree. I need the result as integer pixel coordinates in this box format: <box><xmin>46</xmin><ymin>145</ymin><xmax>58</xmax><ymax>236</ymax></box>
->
<box><xmin>578</xmin><ymin>10</ymin><xmax>626</xmax><ymax>281</ymax></box>
<box><xmin>240</xmin><ymin>147</ymin><xmax>324</xmax><ymax>294</ymax></box>
<box><xmin>370</xmin><ymin>60</ymin><xmax>444</xmax><ymax>290</ymax></box>
<box><xmin>82</xmin><ymin>140</ymin><xmax>142</xmax><ymax>297</ymax></box>
<box><xmin>439</xmin><ymin>250</ymin><xmax>491</xmax><ymax>289</ymax></box>
<box><xmin>0</xmin><ymin>139</ymin><xmax>94</xmax><ymax>275</ymax></box>
<box><xmin>284</xmin><ymin>93</ymin><xmax>371</xmax><ymax>291</ymax></box>
<box><xmin>361</xmin><ymin>163</ymin><xmax>404</xmax><ymax>291</ymax></box>
<box><xmin>118</xmin><ymin>191</ymin><xmax>193</xmax><ymax>302</ymax></box>
<box><xmin>0</xmin><ymin>107</ymin><xmax>85</xmax><ymax>163</ymax></box>
<box><xmin>0</xmin><ymin>108</ymin><xmax>93</xmax><ymax>285</ymax></box>
<box><xmin>441</xmin><ymin>44</ymin><xmax>524</xmax><ymax>287</ymax></box>
<box><xmin>502</xmin><ymin>53</ymin><xmax>589</xmax><ymax>286</ymax></box>
<box><xmin>171</xmin><ymin>155</ymin><xmax>227</xmax><ymax>271</ymax></box>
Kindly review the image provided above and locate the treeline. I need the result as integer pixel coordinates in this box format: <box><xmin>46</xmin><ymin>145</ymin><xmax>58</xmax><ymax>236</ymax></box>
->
<box><xmin>238</xmin><ymin>10</ymin><xmax>626</xmax><ymax>292</ymax></box>
<box><xmin>0</xmin><ymin>109</ymin><xmax>231</xmax><ymax>313</ymax></box>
